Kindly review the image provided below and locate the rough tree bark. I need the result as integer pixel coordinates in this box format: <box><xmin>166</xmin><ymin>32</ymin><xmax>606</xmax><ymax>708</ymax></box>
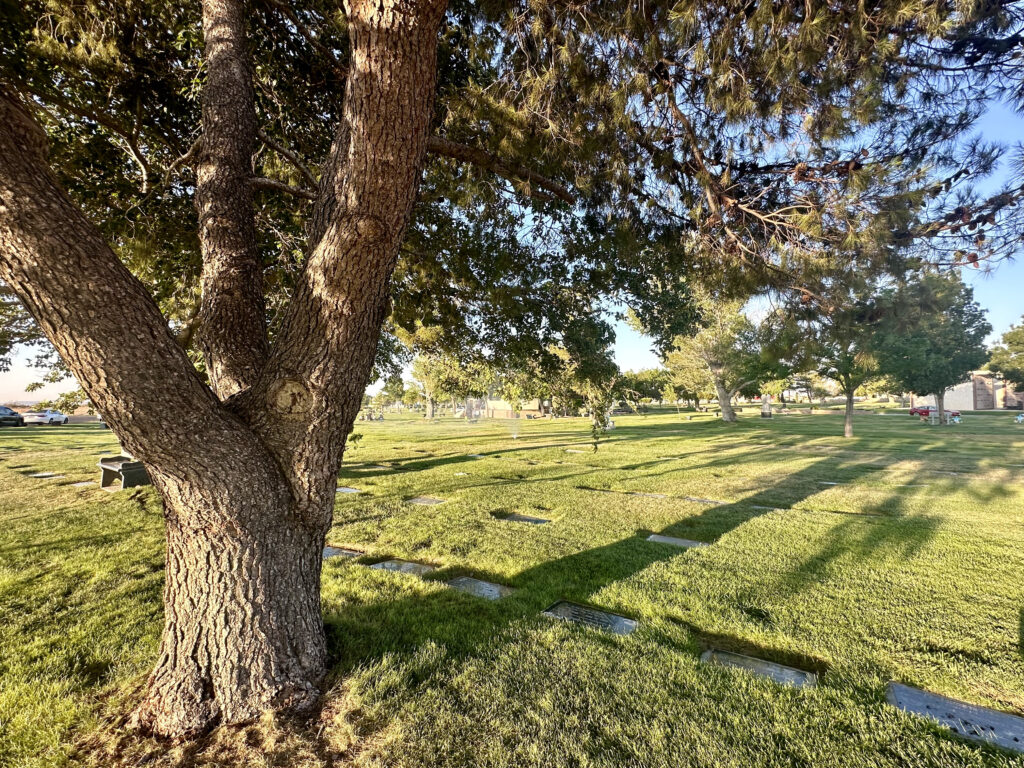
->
<box><xmin>0</xmin><ymin>0</ymin><xmax>449</xmax><ymax>739</ymax></box>
<box><xmin>935</xmin><ymin>390</ymin><xmax>946</xmax><ymax>424</ymax></box>
<box><xmin>195</xmin><ymin>0</ymin><xmax>268</xmax><ymax>399</ymax></box>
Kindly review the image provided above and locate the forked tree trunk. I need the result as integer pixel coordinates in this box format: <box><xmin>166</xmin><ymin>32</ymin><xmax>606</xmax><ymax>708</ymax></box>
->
<box><xmin>0</xmin><ymin>0</ymin><xmax>448</xmax><ymax>739</ymax></box>
<box><xmin>712</xmin><ymin>376</ymin><xmax>737</xmax><ymax>422</ymax></box>
<box><xmin>844</xmin><ymin>389</ymin><xmax>855</xmax><ymax>438</ymax></box>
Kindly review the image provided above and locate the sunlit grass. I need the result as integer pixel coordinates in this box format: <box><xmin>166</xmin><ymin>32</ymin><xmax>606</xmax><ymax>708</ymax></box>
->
<box><xmin>2</xmin><ymin>410</ymin><xmax>1023</xmax><ymax>766</ymax></box>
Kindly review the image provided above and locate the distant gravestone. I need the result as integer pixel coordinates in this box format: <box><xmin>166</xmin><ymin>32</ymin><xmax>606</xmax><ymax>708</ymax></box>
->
<box><xmin>505</xmin><ymin>512</ymin><xmax>550</xmax><ymax>525</ymax></box>
<box><xmin>887</xmin><ymin>682</ymin><xmax>1024</xmax><ymax>753</ymax></box>
<box><xmin>542</xmin><ymin>601</ymin><xmax>637</xmax><ymax>635</ymax></box>
<box><xmin>336</xmin><ymin>486</ymin><xmax>362</xmax><ymax>494</ymax></box>
<box><xmin>701</xmin><ymin>649</ymin><xmax>817</xmax><ymax>688</ymax></box>
<box><xmin>323</xmin><ymin>546</ymin><xmax>361</xmax><ymax>560</ymax></box>
<box><xmin>408</xmin><ymin>496</ymin><xmax>445</xmax><ymax>505</ymax></box>
<box><xmin>370</xmin><ymin>559</ymin><xmax>436</xmax><ymax>576</ymax></box>
<box><xmin>646</xmin><ymin>534</ymin><xmax>708</xmax><ymax>549</ymax></box>
<box><xmin>447</xmin><ymin>576</ymin><xmax>514</xmax><ymax>600</ymax></box>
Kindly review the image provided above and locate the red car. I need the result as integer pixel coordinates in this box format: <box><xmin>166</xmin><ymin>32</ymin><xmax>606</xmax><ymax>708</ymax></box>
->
<box><xmin>909</xmin><ymin>405</ymin><xmax>961</xmax><ymax>417</ymax></box>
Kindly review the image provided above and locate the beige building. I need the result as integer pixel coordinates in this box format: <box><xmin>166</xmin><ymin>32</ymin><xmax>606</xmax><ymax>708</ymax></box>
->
<box><xmin>910</xmin><ymin>371</ymin><xmax>1022</xmax><ymax>412</ymax></box>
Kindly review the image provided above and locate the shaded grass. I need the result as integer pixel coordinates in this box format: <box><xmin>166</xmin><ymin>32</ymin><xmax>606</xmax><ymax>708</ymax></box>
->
<box><xmin>1</xmin><ymin>412</ymin><xmax>1024</xmax><ymax>766</ymax></box>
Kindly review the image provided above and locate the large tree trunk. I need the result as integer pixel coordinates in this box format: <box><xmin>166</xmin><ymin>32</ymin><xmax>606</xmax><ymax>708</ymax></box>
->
<box><xmin>425</xmin><ymin>395</ymin><xmax>435</xmax><ymax>419</ymax></box>
<box><xmin>132</xmin><ymin>455</ymin><xmax>327</xmax><ymax>736</ymax></box>
<box><xmin>844</xmin><ymin>389</ymin><xmax>855</xmax><ymax>438</ymax></box>
<box><xmin>936</xmin><ymin>390</ymin><xmax>946</xmax><ymax>424</ymax></box>
<box><xmin>712</xmin><ymin>376</ymin><xmax>737</xmax><ymax>422</ymax></box>
<box><xmin>0</xmin><ymin>0</ymin><xmax>448</xmax><ymax>740</ymax></box>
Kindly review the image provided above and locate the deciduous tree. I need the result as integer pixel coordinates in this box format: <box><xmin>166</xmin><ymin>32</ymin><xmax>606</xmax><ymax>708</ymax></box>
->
<box><xmin>989</xmin><ymin>316</ymin><xmax>1024</xmax><ymax>390</ymax></box>
<box><xmin>875</xmin><ymin>273</ymin><xmax>991</xmax><ymax>422</ymax></box>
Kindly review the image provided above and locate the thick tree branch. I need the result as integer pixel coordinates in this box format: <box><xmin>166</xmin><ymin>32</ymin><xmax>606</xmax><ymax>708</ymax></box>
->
<box><xmin>196</xmin><ymin>0</ymin><xmax>270</xmax><ymax>399</ymax></box>
<box><xmin>426</xmin><ymin>135</ymin><xmax>574</xmax><ymax>204</ymax></box>
<box><xmin>0</xmin><ymin>89</ymin><xmax>253</xmax><ymax>472</ymax></box>
<box><xmin>239</xmin><ymin>0</ymin><xmax>450</xmax><ymax>521</ymax></box>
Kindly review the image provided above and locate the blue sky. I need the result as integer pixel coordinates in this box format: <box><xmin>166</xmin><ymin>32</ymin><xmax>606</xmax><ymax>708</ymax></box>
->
<box><xmin>615</xmin><ymin>101</ymin><xmax>1024</xmax><ymax>374</ymax></box>
<box><xmin>2</xmin><ymin>106</ymin><xmax>1021</xmax><ymax>400</ymax></box>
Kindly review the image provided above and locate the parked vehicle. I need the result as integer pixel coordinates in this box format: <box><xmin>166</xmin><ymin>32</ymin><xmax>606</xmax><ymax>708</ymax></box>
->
<box><xmin>0</xmin><ymin>406</ymin><xmax>24</xmax><ymax>427</ymax></box>
<box><xmin>22</xmin><ymin>408</ymin><xmax>69</xmax><ymax>425</ymax></box>
<box><xmin>909</xmin><ymin>405</ymin><xmax>961</xmax><ymax>418</ymax></box>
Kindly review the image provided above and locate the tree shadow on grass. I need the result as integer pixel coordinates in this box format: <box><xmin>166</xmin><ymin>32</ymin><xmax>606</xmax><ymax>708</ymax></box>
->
<box><xmin>323</xmin><ymin>453</ymin><xmax>936</xmax><ymax>676</ymax></box>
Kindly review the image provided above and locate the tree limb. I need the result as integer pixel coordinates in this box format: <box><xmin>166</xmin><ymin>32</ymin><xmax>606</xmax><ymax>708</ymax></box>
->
<box><xmin>258</xmin><ymin>130</ymin><xmax>318</xmax><ymax>189</ymax></box>
<box><xmin>250</xmin><ymin>176</ymin><xmax>317</xmax><ymax>199</ymax></box>
<box><xmin>196</xmin><ymin>0</ymin><xmax>270</xmax><ymax>399</ymax></box>
<box><xmin>426</xmin><ymin>136</ymin><xmax>573</xmax><ymax>204</ymax></box>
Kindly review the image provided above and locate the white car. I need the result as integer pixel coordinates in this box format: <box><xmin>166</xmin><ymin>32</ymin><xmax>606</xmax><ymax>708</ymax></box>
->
<box><xmin>23</xmin><ymin>408</ymin><xmax>69</xmax><ymax>425</ymax></box>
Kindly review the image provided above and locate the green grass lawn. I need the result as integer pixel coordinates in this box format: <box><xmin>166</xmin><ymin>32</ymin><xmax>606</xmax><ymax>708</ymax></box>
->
<box><xmin>2</xmin><ymin>411</ymin><xmax>1024</xmax><ymax>767</ymax></box>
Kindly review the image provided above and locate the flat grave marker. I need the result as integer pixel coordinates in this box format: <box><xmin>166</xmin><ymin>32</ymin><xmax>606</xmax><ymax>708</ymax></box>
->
<box><xmin>323</xmin><ymin>546</ymin><xmax>361</xmax><ymax>560</ymax></box>
<box><xmin>646</xmin><ymin>534</ymin><xmax>708</xmax><ymax>549</ymax></box>
<box><xmin>468</xmin><ymin>454</ymin><xmax>484</xmax><ymax>458</ymax></box>
<box><xmin>408</xmin><ymin>496</ymin><xmax>445</xmax><ymax>505</ymax></box>
<box><xmin>447</xmin><ymin>576</ymin><xmax>515</xmax><ymax>600</ymax></box>
<box><xmin>817</xmin><ymin>481</ymin><xmax>842</xmax><ymax>486</ymax></box>
<box><xmin>887</xmin><ymin>682</ymin><xmax>1024</xmax><ymax>753</ymax></box>
<box><xmin>70</xmin><ymin>481</ymin><xmax>95</xmax><ymax>487</ymax></box>
<box><xmin>701</xmin><ymin>649</ymin><xmax>817</xmax><ymax>688</ymax></box>
<box><xmin>370</xmin><ymin>559</ymin><xmax>436</xmax><ymax>577</ymax></box>
<box><xmin>542</xmin><ymin>601</ymin><xmax>637</xmax><ymax>635</ymax></box>
<box><xmin>28</xmin><ymin>472</ymin><xmax>64</xmax><ymax>479</ymax></box>
<box><xmin>565</xmin><ymin>449</ymin><xmax>586</xmax><ymax>454</ymax></box>
<box><xmin>336</xmin><ymin>486</ymin><xmax>362</xmax><ymax>494</ymax></box>
<box><xmin>354</xmin><ymin>464</ymin><xmax>389</xmax><ymax>471</ymax></box>
<box><xmin>681</xmin><ymin>495</ymin><xmax>724</xmax><ymax>505</ymax></box>
<box><xmin>504</xmin><ymin>512</ymin><xmax>549</xmax><ymax>525</ymax></box>
<box><xmin>454</xmin><ymin>471</ymin><xmax>469</xmax><ymax>476</ymax></box>
<box><xmin>751</xmin><ymin>504</ymin><xmax>786</xmax><ymax>511</ymax></box>
<box><xmin>629</xmin><ymin>491</ymin><xmax>667</xmax><ymax>499</ymax></box>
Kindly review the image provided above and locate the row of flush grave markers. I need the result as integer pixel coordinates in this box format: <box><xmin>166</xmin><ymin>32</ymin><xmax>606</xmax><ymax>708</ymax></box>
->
<box><xmin>328</xmin><ymin>478</ymin><xmax>1024</xmax><ymax>756</ymax></box>
<box><xmin>18</xmin><ymin>455</ymin><xmax>1024</xmax><ymax>752</ymax></box>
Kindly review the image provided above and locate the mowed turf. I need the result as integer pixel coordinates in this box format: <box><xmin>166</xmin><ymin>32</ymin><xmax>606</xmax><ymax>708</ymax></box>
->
<box><xmin>1</xmin><ymin>410</ymin><xmax>1024</xmax><ymax>767</ymax></box>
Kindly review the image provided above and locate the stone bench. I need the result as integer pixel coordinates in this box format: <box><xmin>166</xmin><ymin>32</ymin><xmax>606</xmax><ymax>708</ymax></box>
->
<box><xmin>98</xmin><ymin>455</ymin><xmax>151</xmax><ymax>491</ymax></box>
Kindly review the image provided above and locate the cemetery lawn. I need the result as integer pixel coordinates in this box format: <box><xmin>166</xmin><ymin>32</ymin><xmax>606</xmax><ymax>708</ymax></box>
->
<box><xmin>2</xmin><ymin>411</ymin><xmax>1024</xmax><ymax>768</ymax></box>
